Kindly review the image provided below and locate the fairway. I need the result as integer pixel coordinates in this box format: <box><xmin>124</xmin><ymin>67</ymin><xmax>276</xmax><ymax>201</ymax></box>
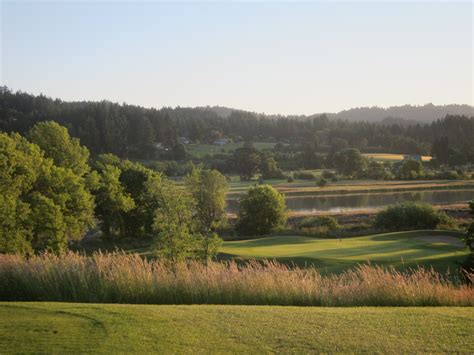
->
<box><xmin>221</xmin><ymin>231</ymin><xmax>468</xmax><ymax>272</ymax></box>
<box><xmin>0</xmin><ymin>303</ymin><xmax>472</xmax><ymax>353</ymax></box>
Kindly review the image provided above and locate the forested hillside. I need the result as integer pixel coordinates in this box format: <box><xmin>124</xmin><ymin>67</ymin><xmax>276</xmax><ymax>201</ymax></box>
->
<box><xmin>1</xmin><ymin>87</ymin><xmax>473</xmax><ymax>163</ymax></box>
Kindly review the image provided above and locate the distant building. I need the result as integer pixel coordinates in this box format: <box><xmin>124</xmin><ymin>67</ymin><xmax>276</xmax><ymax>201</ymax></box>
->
<box><xmin>178</xmin><ymin>137</ymin><xmax>190</xmax><ymax>145</ymax></box>
<box><xmin>154</xmin><ymin>142</ymin><xmax>169</xmax><ymax>151</ymax></box>
<box><xmin>213</xmin><ymin>138</ymin><xmax>229</xmax><ymax>146</ymax></box>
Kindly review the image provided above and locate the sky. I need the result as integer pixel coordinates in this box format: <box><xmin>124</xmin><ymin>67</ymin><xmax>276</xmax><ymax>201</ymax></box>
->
<box><xmin>1</xmin><ymin>1</ymin><xmax>473</xmax><ymax>115</ymax></box>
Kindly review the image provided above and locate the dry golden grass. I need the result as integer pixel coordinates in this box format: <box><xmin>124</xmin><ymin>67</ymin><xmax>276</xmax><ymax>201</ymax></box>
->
<box><xmin>364</xmin><ymin>153</ymin><xmax>432</xmax><ymax>162</ymax></box>
<box><xmin>0</xmin><ymin>252</ymin><xmax>472</xmax><ymax>306</ymax></box>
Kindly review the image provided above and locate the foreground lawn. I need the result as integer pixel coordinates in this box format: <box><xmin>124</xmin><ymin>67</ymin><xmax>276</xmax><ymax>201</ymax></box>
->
<box><xmin>0</xmin><ymin>303</ymin><xmax>472</xmax><ymax>353</ymax></box>
<box><xmin>221</xmin><ymin>230</ymin><xmax>468</xmax><ymax>272</ymax></box>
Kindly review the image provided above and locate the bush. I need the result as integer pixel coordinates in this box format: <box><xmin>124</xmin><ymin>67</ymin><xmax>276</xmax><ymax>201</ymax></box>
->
<box><xmin>299</xmin><ymin>216</ymin><xmax>339</xmax><ymax>230</ymax></box>
<box><xmin>375</xmin><ymin>202</ymin><xmax>452</xmax><ymax>231</ymax></box>
<box><xmin>293</xmin><ymin>171</ymin><xmax>316</xmax><ymax>180</ymax></box>
<box><xmin>322</xmin><ymin>170</ymin><xmax>335</xmax><ymax>179</ymax></box>
<box><xmin>237</xmin><ymin>185</ymin><xmax>287</xmax><ymax>236</ymax></box>
<box><xmin>435</xmin><ymin>171</ymin><xmax>460</xmax><ymax>180</ymax></box>
<box><xmin>317</xmin><ymin>177</ymin><xmax>327</xmax><ymax>187</ymax></box>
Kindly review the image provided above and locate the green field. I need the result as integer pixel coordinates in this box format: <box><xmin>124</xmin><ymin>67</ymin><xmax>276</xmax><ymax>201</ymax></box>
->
<box><xmin>221</xmin><ymin>230</ymin><xmax>468</xmax><ymax>273</ymax></box>
<box><xmin>0</xmin><ymin>303</ymin><xmax>472</xmax><ymax>353</ymax></box>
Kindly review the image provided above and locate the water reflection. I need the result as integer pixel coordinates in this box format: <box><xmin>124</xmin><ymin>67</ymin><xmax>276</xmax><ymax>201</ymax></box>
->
<box><xmin>227</xmin><ymin>189</ymin><xmax>474</xmax><ymax>213</ymax></box>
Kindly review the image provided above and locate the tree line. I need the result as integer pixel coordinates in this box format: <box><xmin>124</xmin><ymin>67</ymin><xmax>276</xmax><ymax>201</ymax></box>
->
<box><xmin>1</xmin><ymin>87</ymin><xmax>473</xmax><ymax>166</ymax></box>
<box><xmin>0</xmin><ymin>121</ymin><xmax>288</xmax><ymax>259</ymax></box>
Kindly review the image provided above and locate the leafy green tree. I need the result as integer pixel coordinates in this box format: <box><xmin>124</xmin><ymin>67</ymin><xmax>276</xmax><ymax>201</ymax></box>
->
<box><xmin>28</xmin><ymin>121</ymin><xmax>90</xmax><ymax>177</ymax></box>
<box><xmin>147</xmin><ymin>177</ymin><xmax>197</xmax><ymax>262</ymax></box>
<box><xmin>94</xmin><ymin>164</ymin><xmax>135</xmax><ymax>238</ymax></box>
<box><xmin>35</xmin><ymin>161</ymin><xmax>95</xmax><ymax>242</ymax></box>
<box><xmin>366</xmin><ymin>160</ymin><xmax>387</xmax><ymax>180</ymax></box>
<box><xmin>0</xmin><ymin>194</ymin><xmax>32</xmax><ymax>254</ymax></box>
<box><xmin>185</xmin><ymin>168</ymin><xmax>228</xmax><ymax>261</ymax></box>
<box><xmin>0</xmin><ymin>132</ymin><xmax>95</xmax><ymax>254</ymax></box>
<box><xmin>260</xmin><ymin>155</ymin><xmax>285</xmax><ymax>180</ymax></box>
<box><xmin>333</xmin><ymin>149</ymin><xmax>367</xmax><ymax>178</ymax></box>
<box><xmin>237</xmin><ymin>185</ymin><xmax>287</xmax><ymax>235</ymax></box>
<box><xmin>463</xmin><ymin>222</ymin><xmax>474</xmax><ymax>252</ymax></box>
<box><xmin>398</xmin><ymin>159</ymin><xmax>424</xmax><ymax>180</ymax></box>
<box><xmin>232</xmin><ymin>143</ymin><xmax>261</xmax><ymax>181</ymax></box>
<box><xmin>93</xmin><ymin>155</ymin><xmax>160</xmax><ymax>238</ymax></box>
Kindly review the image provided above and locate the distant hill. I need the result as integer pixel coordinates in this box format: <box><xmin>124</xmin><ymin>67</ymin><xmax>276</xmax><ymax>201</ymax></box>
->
<box><xmin>197</xmin><ymin>106</ymin><xmax>234</xmax><ymax>118</ymax></box>
<box><xmin>326</xmin><ymin>104</ymin><xmax>474</xmax><ymax>123</ymax></box>
<box><xmin>202</xmin><ymin>103</ymin><xmax>473</xmax><ymax>123</ymax></box>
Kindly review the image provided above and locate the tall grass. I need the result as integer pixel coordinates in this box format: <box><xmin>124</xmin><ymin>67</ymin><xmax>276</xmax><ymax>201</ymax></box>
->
<box><xmin>0</xmin><ymin>252</ymin><xmax>472</xmax><ymax>306</ymax></box>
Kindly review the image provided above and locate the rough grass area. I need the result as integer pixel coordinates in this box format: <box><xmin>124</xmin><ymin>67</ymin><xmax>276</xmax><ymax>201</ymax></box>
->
<box><xmin>227</xmin><ymin>179</ymin><xmax>474</xmax><ymax>198</ymax></box>
<box><xmin>221</xmin><ymin>230</ymin><xmax>469</xmax><ymax>273</ymax></box>
<box><xmin>0</xmin><ymin>303</ymin><xmax>472</xmax><ymax>353</ymax></box>
<box><xmin>1</xmin><ymin>252</ymin><xmax>472</xmax><ymax>306</ymax></box>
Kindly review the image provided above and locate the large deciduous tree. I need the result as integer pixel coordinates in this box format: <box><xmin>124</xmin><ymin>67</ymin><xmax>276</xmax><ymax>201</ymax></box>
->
<box><xmin>147</xmin><ymin>177</ymin><xmax>197</xmax><ymax>262</ymax></box>
<box><xmin>333</xmin><ymin>148</ymin><xmax>367</xmax><ymax>178</ymax></box>
<box><xmin>237</xmin><ymin>185</ymin><xmax>287</xmax><ymax>236</ymax></box>
<box><xmin>28</xmin><ymin>121</ymin><xmax>90</xmax><ymax>177</ymax></box>
<box><xmin>0</xmin><ymin>132</ymin><xmax>95</xmax><ymax>254</ymax></box>
<box><xmin>185</xmin><ymin>168</ymin><xmax>227</xmax><ymax>261</ymax></box>
<box><xmin>233</xmin><ymin>144</ymin><xmax>261</xmax><ymax>181</ymax></box>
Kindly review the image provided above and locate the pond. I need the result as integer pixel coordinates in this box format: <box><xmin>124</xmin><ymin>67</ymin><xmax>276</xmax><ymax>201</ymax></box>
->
<box><xmin>227</xmin><ymin>189</ymin><xmax>474</xmax><ymax>213</ymax></box>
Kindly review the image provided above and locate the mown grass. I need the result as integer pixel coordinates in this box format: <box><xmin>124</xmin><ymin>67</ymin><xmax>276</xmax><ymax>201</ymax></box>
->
<box><xmin>0</xmin><ymin>252</ymin><xmax>472</xmax><ymax>306</ymax></box>
<box><xmin>220</xmin><ymin>230</ymin><xmax>469</xmax><ymax>273</ymax></box>
<box><xmin>0</xmin><ymin>303</ymin><xmax>472</xmax><ymax>353</ymax></box>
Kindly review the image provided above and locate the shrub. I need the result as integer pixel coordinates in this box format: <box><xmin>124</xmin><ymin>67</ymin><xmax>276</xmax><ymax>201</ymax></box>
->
<box><xmin>435</xmin><ymin>171</ymin><xmax>460</xmax><ymax>180</ymax></box>
<box><xmin>293</xmin><ymin>171</ymin><xmax>316</xmax><ymax>180</ymax></box>
<box><xmin>317</xmin><ymin>177</ymin><xmax>327</xmax><ymax>187</ymax></box>
<box><xmin>322</xmin><ymin>170</ymin><xmax>335</xmax><ymax>179</ymax></box>
<box><xmin>375</xmin><ymin>202</ymin><xmax>452</xmax><ymax>231</ymax></box>
<box><xmin>299</xmin><ymin>216</ymin><xmax>339</xmax><ymax>230</ymax></box>
<box><xmin>398</xmin><ymin>160</ymin><xmax>424</xmax><ymax>180</ymax></box>
<box><xmin>237</xmin><ymin>185</ymin><xmax>287</xmax><ymax>236</ymax></box>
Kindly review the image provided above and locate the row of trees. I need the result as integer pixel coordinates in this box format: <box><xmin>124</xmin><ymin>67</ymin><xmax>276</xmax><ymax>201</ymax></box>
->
<box><xmin>0</xmin><ymin>121</ymin><xmax>233</xmax><ymax>261</ymax></box>
<box><xmin>1</xmin><ymin>88</ymin><xmax>473</xmax><ymax>165</ymax></box>
<box><xmin>0</xmin><ymin>121</ymin><xmax>290</xmax><ymax>260</ymax></box>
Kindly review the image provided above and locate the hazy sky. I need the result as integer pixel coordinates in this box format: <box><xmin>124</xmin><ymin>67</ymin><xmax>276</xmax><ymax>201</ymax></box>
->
<box><xmin>1</xmin><ymin>1</ymin><xmax>473</xmax><ymax>115</ymax></box>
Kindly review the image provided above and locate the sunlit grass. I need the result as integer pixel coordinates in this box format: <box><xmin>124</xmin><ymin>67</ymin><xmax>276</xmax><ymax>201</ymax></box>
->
<box><xmin>221</xmin><ymin>231</ymin><xmax>468</xmax><ymax>273</ymax></box>
<box><xmin>0</xmin><ymin>252</ymin><xmax>472</xmax><ymax>306</ymax></box>
<box><xmin>364</xmin><ymin>153</ymin><xmax>432</xmax><ymax>162</ymax></box>
<box><xmin>0</xmin><ymin>303</ymin><xmax>472</xmax><ymax>353</ymax></box>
